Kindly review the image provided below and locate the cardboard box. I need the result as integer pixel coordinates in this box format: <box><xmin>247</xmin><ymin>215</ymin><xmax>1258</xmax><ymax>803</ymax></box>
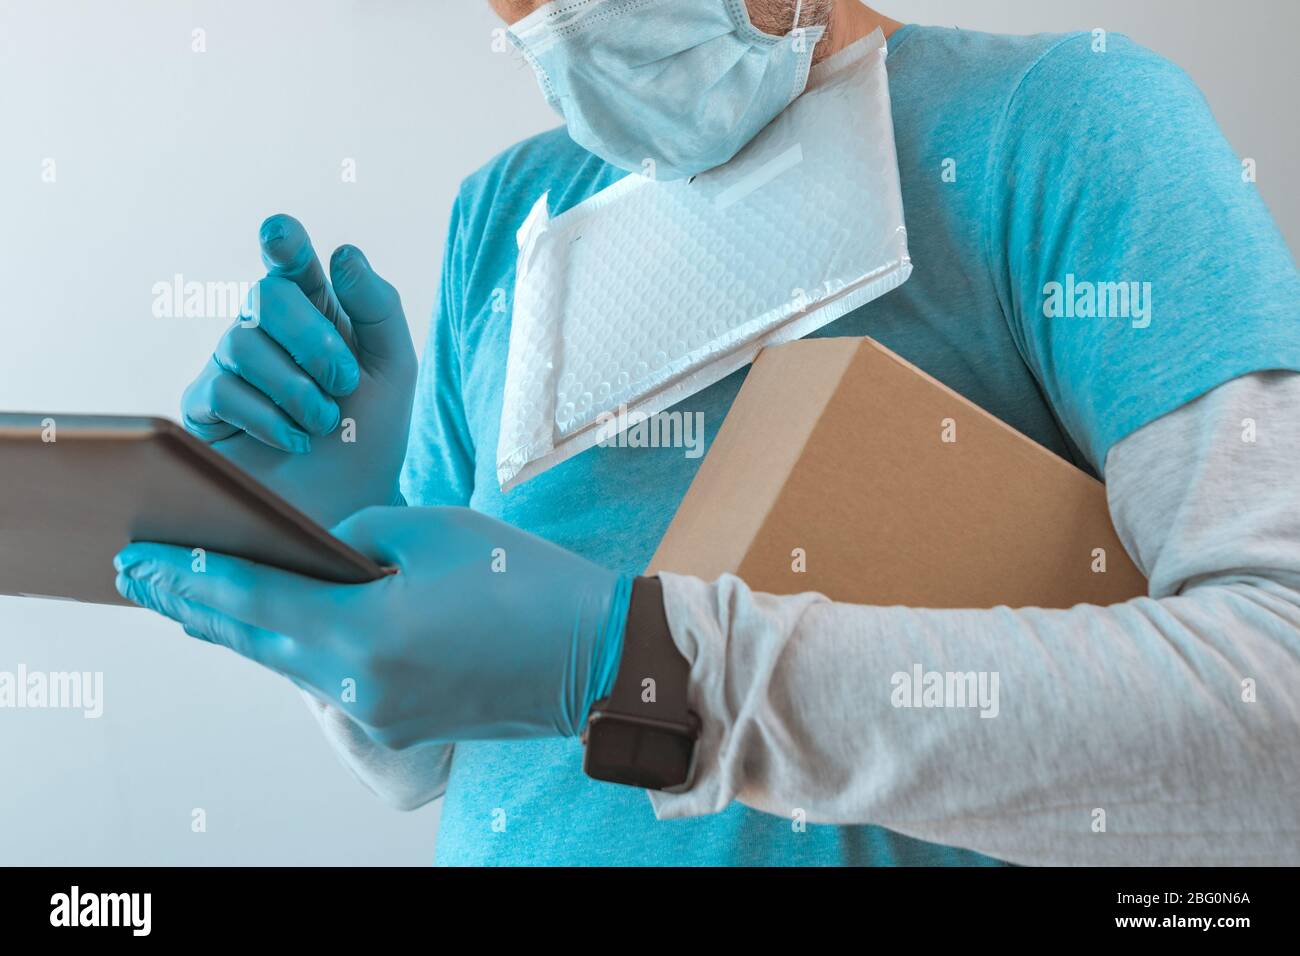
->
<box><xmin>647</xmin><ymin>337</ymin><xmax>1146</xmax><ymax>609</ymax></box>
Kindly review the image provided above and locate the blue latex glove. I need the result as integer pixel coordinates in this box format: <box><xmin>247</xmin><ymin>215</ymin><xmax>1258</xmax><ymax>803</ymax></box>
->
<box><xmin>181</xmin><ymin>215</ymin><xmax>417</xmax><ymax>527</ymax></box>
<box><xmin>115</xmin><ymin>506</ymin><xmax>634</xmax><ymax>745</ymax></box>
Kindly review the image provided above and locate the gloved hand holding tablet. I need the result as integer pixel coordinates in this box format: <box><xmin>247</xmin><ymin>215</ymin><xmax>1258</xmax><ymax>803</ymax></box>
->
<box><xmin>0</xmin><ymin>212</ymin><xmax>637</xmax><ymax>747</ymax></box>
<box><xmin>0</xmin><ymin>215</ymin><xmax>416</xmax><ymax>605</ymax></box>
<box><xmin>115</xmin><ymin>505</ymin><xmax>634</xmax><ymax>746</ymax></box>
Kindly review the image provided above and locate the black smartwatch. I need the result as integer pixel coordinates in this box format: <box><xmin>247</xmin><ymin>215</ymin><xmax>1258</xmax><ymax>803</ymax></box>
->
<box><xmin>582</xmin><ymin>576</ymin><xmax>701</xmax><ymax>792</ymax></box>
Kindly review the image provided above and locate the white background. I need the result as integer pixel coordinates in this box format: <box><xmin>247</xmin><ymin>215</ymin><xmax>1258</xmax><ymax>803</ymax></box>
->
<box><xmin>1</xmin><ymin>0</ymin><xmax>1296</xmax><ymax>864</ymax></box>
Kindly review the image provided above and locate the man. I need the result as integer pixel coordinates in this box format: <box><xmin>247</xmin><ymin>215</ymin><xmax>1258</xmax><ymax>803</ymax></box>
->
<box><xmin>118</xmin><ymin>0</ymin><xmax>1300</xmax><ymax>865</ymax></box>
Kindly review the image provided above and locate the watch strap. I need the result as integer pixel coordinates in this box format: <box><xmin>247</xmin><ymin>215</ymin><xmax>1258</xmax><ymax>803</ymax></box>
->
<box><xmin>582</xmin><ymin>576</ymin><xmax>700</xmax><ymax>791</ymax></box>
<box><xmin>605</xmin><ymin>576</ymin><xmax>694</xmax><ymax>720</ymax></box>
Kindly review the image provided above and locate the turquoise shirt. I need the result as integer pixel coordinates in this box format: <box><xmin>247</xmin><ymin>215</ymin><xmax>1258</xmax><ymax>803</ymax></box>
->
<box><xmin>405</xmin><ymin>25</ymin><xmax>1300</xmax><ymax>865</ymax></box>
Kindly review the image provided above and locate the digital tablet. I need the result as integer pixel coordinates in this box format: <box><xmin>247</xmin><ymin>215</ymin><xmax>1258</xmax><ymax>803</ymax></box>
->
<box><xmin>0</xmin><ymin>413</ymin><xmax>389</xmax><ymax>606</ymax></box>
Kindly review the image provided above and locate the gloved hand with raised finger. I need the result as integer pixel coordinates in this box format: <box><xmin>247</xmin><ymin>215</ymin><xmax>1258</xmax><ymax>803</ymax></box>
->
<box><xmin>181</xmin><ymin>214</ymin><xmax>418</xmax><ymax>527</ymax></box>
<box><xmin>114</xmin><ymin>506</ymin><xmax>636</xmax><ymax>747</ymax></box>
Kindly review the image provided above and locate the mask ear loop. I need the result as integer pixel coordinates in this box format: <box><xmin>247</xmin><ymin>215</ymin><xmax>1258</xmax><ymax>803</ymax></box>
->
<box><xmin>792</xmin><ymin>0</ymin><xmax>804</xmax><ymax>30</ymax></box>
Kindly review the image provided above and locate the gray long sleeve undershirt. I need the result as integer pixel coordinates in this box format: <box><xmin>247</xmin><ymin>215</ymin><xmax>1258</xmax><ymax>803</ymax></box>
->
<box><xmin>308</xmin><ymin>371</ymin><xmax>1300</xmax><ymax>864</ymax></box>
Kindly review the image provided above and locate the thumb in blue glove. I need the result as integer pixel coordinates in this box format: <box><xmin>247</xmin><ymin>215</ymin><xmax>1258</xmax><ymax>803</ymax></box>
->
<box><xmin>114</xmin><ymin>507</ymin><xmax>634</xmax><ymax>746</ymax></box>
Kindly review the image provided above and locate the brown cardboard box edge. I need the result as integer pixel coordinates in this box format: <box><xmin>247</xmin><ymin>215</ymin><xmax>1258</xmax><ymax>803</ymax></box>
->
<box><xmin>647</xmin><ymin>337</ymin><xmax>1147</xmax><ymax>610</ymax></box>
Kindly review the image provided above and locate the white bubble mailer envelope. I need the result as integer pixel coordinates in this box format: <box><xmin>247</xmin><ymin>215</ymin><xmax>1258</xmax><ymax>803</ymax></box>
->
<box><xmin>498</xmin><ymin>29</ymin><xmax>910</xmax><ymax>491</ymax></box>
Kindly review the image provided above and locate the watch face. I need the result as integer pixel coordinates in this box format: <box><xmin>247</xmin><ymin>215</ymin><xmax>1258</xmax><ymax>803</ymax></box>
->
<box><xmin>583</xmin><ymin>713</ymin><xmax>697</xmax><ymax>792</ymax></box>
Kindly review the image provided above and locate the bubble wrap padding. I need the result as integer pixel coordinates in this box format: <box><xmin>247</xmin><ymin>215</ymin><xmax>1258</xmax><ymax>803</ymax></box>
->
<box><xmin>498</xmin><ymin>29</ymin><xmax>910</xmax><ymax>491</ymax></box>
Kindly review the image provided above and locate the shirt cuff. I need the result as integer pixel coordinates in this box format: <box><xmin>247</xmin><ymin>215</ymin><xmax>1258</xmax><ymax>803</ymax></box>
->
<box><xmin>644</xmin><ymin>571</ymin><xmax>739</xmax><ymax>819</ymax></box>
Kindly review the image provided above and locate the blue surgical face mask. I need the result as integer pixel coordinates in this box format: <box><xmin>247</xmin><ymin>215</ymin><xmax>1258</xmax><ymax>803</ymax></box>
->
<box><xmin>508</xmin><ymin>0</ymin><xmax>826</xmax><ymax>181</ymax></box>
